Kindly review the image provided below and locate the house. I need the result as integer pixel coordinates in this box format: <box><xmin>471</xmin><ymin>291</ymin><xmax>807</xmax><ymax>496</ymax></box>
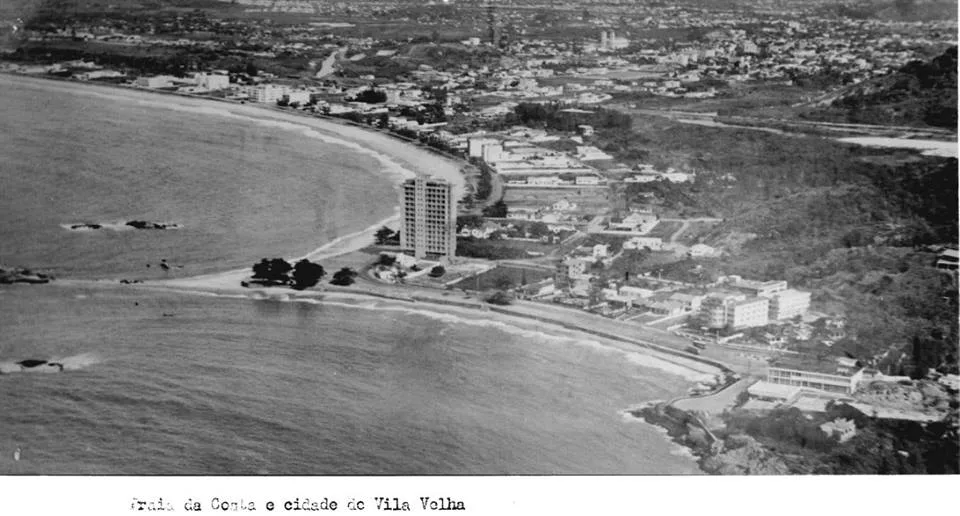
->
<box><xmin>592</xmin><ymin>244</ymin><xmax>609</xmax><ymax>259</ymax></box>
<box><xmin>936</xmin><ymin>248</ymin><xmax>958</xmax><ymax>270</ymax></box>
<box><xmin>820</xmin><ymin>418</ymin><xmax>857</xmax><ymax>442</ymax></box>
<box><xmin>836</xmin><ymin>357</ymin><xmax>859</xmax><ymax>375</ymax></box>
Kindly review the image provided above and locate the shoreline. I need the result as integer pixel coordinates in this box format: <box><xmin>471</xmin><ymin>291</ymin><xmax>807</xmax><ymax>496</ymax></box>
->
<box><xmin>0</xmin><ymin>71</ymin><xmax>467</xmax><ymax>198</ymax></box>
<box><xmin>3</xmin><ymin>71</ymin><xmax>730</xmax><ymax>472</ymax></box>
<box><xmin>0</xmin><ymin>71</ymin><xmax>466</xmax><ymax>278</ymax></box>
<box><xmin>2</xmin><ymin>70</ymin><xmax>733</xmax><ymax>383</ymax></box>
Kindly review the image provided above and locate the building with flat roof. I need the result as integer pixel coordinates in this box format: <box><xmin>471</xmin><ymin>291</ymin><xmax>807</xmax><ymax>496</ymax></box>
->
<box><xmin>768</xmin><ymin>288</ymin><xmax>811</xmax><ymax>321</ymax></box>
<box><xmin>699</xmin><ymin>293</ymin><xmax>768</xmax><ymax>329</ymax></box>
<box><xmin>766</xmin><ymin>366</ymin><xmax>864</xmax><ymax>395</ymax></box>
<box><xmin>729</xmin><ymin>278</ymin><xmax>788</xmax><ymax>297</ymax></box>
<box><xmin>400</xmin><ymin>176</ymin><xmax>457</xmax><ymax>259</ymax></box>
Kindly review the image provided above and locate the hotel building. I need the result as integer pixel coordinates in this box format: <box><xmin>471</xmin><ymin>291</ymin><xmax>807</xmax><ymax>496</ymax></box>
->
<box><xmin>400</xmin><ymin>176</ymin><xmax>457</xmax><ymax>259</ymax></box>
<box><xmin>768</xmin><ymin>289</ymin><xmax>812</xmax><ymax>321</ymax></box>
<box><xmin>700</xmin><ymin>293</ymin><xmax>769</xmax><ymax>329</ymax></box>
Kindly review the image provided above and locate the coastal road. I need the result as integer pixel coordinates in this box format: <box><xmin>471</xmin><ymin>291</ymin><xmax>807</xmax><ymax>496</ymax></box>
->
<box><xmin>671</xmin><ymin>378</ymin><xmax>753</xmax><ymax>415</ymax></box>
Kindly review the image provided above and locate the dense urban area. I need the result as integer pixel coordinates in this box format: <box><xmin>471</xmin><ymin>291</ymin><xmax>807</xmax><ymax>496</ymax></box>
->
<box><xmin>1</xmin><ymin>0</ymin><xmax>957</xmax><ymax>474</ymax></box>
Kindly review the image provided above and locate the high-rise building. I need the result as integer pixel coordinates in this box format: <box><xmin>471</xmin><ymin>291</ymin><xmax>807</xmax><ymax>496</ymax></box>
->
<box><xmin>400</xmin><ymin>176</ymin><xmax>457</xmax><ymax>259</ymax></box>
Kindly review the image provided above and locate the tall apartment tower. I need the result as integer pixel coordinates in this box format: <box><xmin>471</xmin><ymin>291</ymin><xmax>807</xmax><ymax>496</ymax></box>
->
<box><xmin>400</xmin><ymin>176</ymin><xmax>457</xmax><ymax>259</ymax></box>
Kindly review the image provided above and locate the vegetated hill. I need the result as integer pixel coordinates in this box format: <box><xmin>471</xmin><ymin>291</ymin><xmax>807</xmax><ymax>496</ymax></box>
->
<box><xmin>832</xmin><ymin>0</ymin><xmax>959</xmax><ymax>21</ymax></box>
<box><xmin>805</xmin><ymin>46</ymin><xmax>958</xmax><ymax>129</ymax></box>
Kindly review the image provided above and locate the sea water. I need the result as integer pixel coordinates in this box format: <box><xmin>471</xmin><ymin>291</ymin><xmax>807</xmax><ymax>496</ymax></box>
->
<box><xmin>0</xmin><ymin>75</ymin><xmax>701</xmax><ymax>474</ymax></box>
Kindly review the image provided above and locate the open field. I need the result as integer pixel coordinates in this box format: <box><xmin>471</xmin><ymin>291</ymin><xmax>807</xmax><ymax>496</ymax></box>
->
<box><xmin>451</xmin><ymin>264</ymin><xmax>553</xmax><ymax>292</ymax></box>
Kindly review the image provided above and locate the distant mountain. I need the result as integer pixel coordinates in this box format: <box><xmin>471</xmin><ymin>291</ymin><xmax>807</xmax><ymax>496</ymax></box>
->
<box><xmin>813</xmin><ymin>46</ymin><xmax>957</xmax><ymax>130</ymax></box>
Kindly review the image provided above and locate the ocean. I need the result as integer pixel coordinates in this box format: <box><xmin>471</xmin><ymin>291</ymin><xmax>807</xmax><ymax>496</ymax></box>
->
<box><xmin>0</xmin><ymin>75</ymin><xmax>702</xmax><ymax>474</ymax></box>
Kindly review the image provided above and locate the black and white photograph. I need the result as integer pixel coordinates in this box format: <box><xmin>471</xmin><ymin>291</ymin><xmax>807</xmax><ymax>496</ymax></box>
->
<box><xmin>0</xmin><ymin>0</ymin><xmax>957</xmax><ymax>503</ymax></box>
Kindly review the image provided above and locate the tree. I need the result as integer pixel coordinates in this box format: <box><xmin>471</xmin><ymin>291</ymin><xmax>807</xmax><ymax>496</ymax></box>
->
<box><xmin>291</xmin><ymin>259</ymin><xmax>326</xmax><ymax>290</ymax></box>
<box><xmin>251</xmin><ymin>258</ymin><xmax>293</xmax><ymax>284</ymax></box>
<box><xmin>353</xmin><ymin>88</ymin><xmax>387</xmax><ymax>104</ymax></box>
<box><xmin>485</xmin><ymin>290</ymin><xmax>512</xmax><ymax>305</ymax></box>
<box><xmin>376</xmin><ymin>253</ymin><xmax>396</xmax><ymax>267</ymax></box>
<box><xmin>330</xmin><ymin>267</ymin><xmax>359</xmax><ymax>286</ymax></box>
<box><xmin>429</xmin><ymin>265</ymin><xmax>446</xmax><ymax>278</ymax></box>
<box><xmin>375</xmin><ymin>226</ymin><xmax>398</xmax><ymax>245</ymax></box>
<box><xmin>482</xmin><ymin>199</ymin><xmax>508</xmax><ymax>218</ymax></box>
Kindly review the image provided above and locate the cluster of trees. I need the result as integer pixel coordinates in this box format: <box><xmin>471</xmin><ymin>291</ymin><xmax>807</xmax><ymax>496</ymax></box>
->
<box><xmin>352</xmin><ymin>88</ymin><xmax>387</xmax><ymax>104</ymax></box>
<box><xmin>374</xmin><ymin>226</ymin><xmax>400</xmax><ymax>246</ymax></box>
<box><xmin>252</xmin><ymin>258</ymin><xmax>326</xmax><ymax>290</ymax></box>
<box><xmin>807</xmin><ymin>46</ymin><xmax>958</xmax><ymax>128</ymax></box>
<box><xmin>482</xmin><ymin>199</ymin><xmax>508</xmax><ymax>218</ymax></box>
<box><xmin>330</xmin><ymin>267</ymin><xmax>359</xmax><ymax>286</ymax></box>
<box><xmin>249</xmin><ymin>258</ymin><xmax>359</xmax><ymax>289</ymax></box>
<box><xmin>722</xmin><ymin>403</ymin><xmax>959</xmax><ymax>474</ymax></box>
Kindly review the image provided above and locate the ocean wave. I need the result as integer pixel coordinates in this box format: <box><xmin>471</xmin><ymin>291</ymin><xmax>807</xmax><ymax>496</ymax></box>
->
<box><xmin>258</xmin><ymin>293</ymin><xmax>714</xmax><ymax>382</ymax></box>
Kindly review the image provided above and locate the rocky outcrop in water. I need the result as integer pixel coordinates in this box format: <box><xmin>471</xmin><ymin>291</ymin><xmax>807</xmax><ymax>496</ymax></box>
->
<box><xmin>125</xmin><ymin>220</ymin><xmax>182</xmax><ymax>230</ymax></box>
<box><xmin>631</xmin><ymin>402</ymin><xmax>790</xmax><ymax>475</ymax></box>
<box><xmin>0</xmin><ymin>267</ymin><xmax>52</xmax><ymax>284</ymax></box>
<box><xmin>65</xmin><ymin>220</ymin><xmax>182</xmax><ymax>231</ymax></box>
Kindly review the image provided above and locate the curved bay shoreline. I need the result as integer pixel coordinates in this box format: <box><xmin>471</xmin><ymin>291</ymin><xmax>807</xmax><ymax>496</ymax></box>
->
<box><xmin>6</xmin><ymin>72</ymin><xmax>733</xmax><ymax>473</ymax></box>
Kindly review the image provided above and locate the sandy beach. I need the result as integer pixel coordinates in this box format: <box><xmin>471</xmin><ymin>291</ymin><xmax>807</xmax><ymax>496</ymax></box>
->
<box><xmin>6</xmin><ymin>73</ymin><xmax>729</xmax><ymax>385</ymax></box>
<box><xmin>0</xmin><ymin>73</ymin><xmax>469</xmax><ymax>285</ymax></box>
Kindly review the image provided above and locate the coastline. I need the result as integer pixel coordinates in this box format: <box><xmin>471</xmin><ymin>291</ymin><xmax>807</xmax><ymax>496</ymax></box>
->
<box><xmin>0</xmin><ymin>72</ymin><xmax>467</xmax><ymax>198</ymax></box>
<box><xmin>0</xmin><ymin>71</ymin><xmax>465</xmax><ymax>278</ymax></box>
<box><xmin>0</xmin><ymin>73</ymin><xmax>735</xmax><ymax>382</ymax></box>
<box><xmin>4</xmin><ymin>72</ymin><xmax>730</xmax><ymax>472</ymax></box>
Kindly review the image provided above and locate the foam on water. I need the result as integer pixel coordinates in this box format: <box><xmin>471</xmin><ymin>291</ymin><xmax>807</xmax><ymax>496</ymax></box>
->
<box><xmin>183</xmin><ymin>288</ymin><xmax>717</xmax><ymax>383</ymax></box>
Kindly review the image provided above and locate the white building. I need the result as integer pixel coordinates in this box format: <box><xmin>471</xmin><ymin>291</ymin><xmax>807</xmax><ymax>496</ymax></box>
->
<box><xmin>481</xmin><ymin>142</ymin><xmax>504</xmax><ymax>163</ymax></box>
<box><xmin>253</xmin><ymin>84</ymin><xmax>290</xmax><ymax>104</ymax></box>
<box><xmin>768</xmin><ymin>289</ymin><xmax>812</xmax><ymax>320</ymax></box>
<box><xmin>285</xmin><ymin>90</ymin><xmax>312</xmax><ymax>105</ymax></box>
<box><xmin>767</xmin><ymin>367</ymin><xmax>864</xmax><ymax>395</ymax></box>
<box><xmin>728</xmin><ymin>297</ymin><xmax>770</xmax><ymax>329</ymax></box>
<box><xmin>193</xmin><ymin>72</ymin><xmax>230</xmax><ymax>91</ymax></box>
<box><xmin>468</xmin><ymin>137</ymin><xmax>499</xmax><ymax>158</ymax></box>
<box><xmin>135</xmin><ymin>75</ymin><xmax>176</xmax><ymax>88</ymax></box>
<box><xmin>700</xmin><ymin>293</ymin><xmax>769</xmax><ymax>329</ymax></box>
<box><xmin>400</xmin><ymin>176</ymin><xmax>457</xmax><ymax>259</ymax></box>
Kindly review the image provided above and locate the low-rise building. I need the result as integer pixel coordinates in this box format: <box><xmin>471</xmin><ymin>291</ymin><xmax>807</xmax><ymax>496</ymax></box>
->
<box><xmin>766</xmin><ymin>366</ymin><xmax>864</xmax><ymax>395</ymax></box>
<box><xmin>820</xmin><ymin>418</ymin><xmax>857</xmax><ymax>442</ymax></box>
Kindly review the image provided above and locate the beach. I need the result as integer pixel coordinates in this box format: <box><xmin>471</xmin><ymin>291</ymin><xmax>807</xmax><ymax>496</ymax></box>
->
<box><xmin>0</xmin><ymin>73</ymin><xmax>717</xmax><ymax>474</ymax></box>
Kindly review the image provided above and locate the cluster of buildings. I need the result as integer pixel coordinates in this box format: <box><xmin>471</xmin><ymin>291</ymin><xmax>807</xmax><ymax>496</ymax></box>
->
<box><xmin>698</xmin><ymin>278</ymin><xmax>812</xmax><ymax>330</ymax></box>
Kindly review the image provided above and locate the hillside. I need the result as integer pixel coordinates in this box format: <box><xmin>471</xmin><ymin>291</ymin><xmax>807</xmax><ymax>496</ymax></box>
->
<box><xmin>803</xmin><ymin>46</ymin><xmax>958</xmax><ymax>129</ymax></box>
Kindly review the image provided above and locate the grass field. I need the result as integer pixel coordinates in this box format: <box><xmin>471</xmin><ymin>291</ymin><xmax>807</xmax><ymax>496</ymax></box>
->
<box><xmin>452</xmin><ymin>265</ymin><xmax>552</xmax><ymax>291</ymax></box>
